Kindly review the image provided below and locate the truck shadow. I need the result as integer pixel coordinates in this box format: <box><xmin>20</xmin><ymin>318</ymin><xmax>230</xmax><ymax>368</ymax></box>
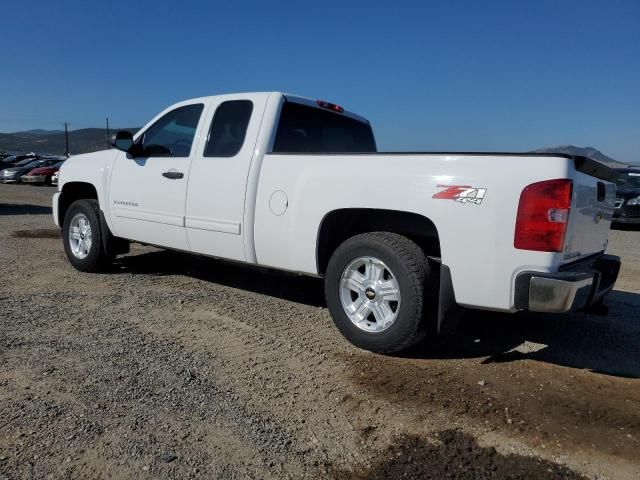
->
<box><xmin>412</xmin><ymin>290</ymin><xmax>640</xmax><ymax>379</ymax></box>
<box><xmin>0</xmin><ymin>203</ymin><xmax>52</xmax><ymax>215</ymax></box>
<box><xmin>115</xmin><ymin>250</ymin><xmax>640</xmax><ymax>379</ymax></box>
<box><xmin>114</xmin><ymin>249</ymin><xmax>327</xmax><ymax>307</ymax></box>
<box><xmin>611</xmin><ymin>223</ymin><xmax>640</xmax><ymax>231</ymax></box>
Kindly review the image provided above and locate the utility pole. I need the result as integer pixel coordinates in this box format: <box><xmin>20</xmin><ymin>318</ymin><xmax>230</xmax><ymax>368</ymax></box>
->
<box><xmin>106</xmin><ymin>117</ymin><xmax>111</xmax><ymax>148</ymax></box>
<box><xmin>64</xmin><ymin>122</ymin><xmax>70</xmax><ymax>158</ymax></box>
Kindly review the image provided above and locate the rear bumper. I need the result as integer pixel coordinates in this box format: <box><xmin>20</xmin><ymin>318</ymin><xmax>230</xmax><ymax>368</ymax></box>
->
<box><xmin>612</xmin><ymin>215</ymin><xmax>640</xmax><ymax>224</ymax></box>
<box><xmin>514</xmin><ymin>254</ymin><xmax>621</xmax><ymax>313</ymax></box>
<box><xmin>21</xmin><ymin>175</ymin><xmax>46</xmax><ymax>183</ymax></box>
<box><xmin>613</xmin><ymin>203</ymin><xmax>640</xmax><ymax>224</ymax></box>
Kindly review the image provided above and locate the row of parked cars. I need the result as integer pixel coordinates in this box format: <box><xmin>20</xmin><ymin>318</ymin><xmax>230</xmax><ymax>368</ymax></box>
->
<box><xmin>0</xmin><ymin>153</ymin><xmax>66</xmax><ymax>186</ymax></box>
<box><xmin>613</xmin><ymin>166</ymin><xmax>640</xmax><ymax>225</ymax></box>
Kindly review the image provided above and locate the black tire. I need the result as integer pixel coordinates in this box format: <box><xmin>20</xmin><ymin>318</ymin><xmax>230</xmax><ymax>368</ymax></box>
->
<box><xmin>325</xmin><ymin>232</ymin><xmax>435</xmax><ymax>354</ymax></box>
<box><xmin>62</xmin><ymin>199</ymin><xmax>114</xmax><ymax>272</ymax></box>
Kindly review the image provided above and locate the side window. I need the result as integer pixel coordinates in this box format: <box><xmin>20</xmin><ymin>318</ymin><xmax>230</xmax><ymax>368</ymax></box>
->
<box><xmin>204</xmin><ymin>101</ymin><xmax>253</xmax><ymax>157</ymax></box>
<box><xmin>140</xmin><ymin>104</ymin><xmax>204</xmax><ymax>157</ymax></box>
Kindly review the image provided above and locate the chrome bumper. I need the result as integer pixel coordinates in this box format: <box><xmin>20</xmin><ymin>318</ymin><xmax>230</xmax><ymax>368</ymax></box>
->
<box><xmin>612</xmin><ymin>216</ymin><xmax>640</xmax><ymax>224</ymax></box>
<box><xmin>21</xmin><ymin>175</ymin><xmax>46</xmax><ymax>183</ymax></box>
<box><xmin>515</xmin><ymin>254</ymin><xmax>621</xmax><ymax>313</ymax></box>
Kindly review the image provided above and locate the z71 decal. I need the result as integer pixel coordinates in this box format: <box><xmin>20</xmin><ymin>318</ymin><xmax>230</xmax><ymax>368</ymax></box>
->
<box><xmin>433</xmin><ymin>185</ymin><xmax>487</xmax><ymax>205</ymax></box>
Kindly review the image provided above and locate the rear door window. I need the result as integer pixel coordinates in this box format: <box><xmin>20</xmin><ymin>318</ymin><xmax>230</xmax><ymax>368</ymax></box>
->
<box><xmin>204</xmin><ymin>100</ymin><xmax>253</xmax><ymax>157</ymax></box>
<box><xmin>272</xmin><ymin>102</ymin><xmax>376</xmax><ymax>153</ymax></box>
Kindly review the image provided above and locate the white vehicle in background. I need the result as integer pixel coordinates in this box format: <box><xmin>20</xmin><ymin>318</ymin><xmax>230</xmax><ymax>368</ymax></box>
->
<box><xmin>52</xmin><ymin>92</ymin><xmax>620</xmax><ymax>353</ymax></box>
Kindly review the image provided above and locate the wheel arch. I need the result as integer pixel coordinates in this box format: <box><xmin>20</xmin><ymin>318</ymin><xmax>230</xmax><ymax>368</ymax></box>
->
<box><xmin>58</xmin><ymin>182</ymin><xmax>99</xmax><ymax>227</ymax></box>
<box><xmin>316</xmin><ymin>208</ymin><xmax>441</xmax><ymax>275</ymax></box>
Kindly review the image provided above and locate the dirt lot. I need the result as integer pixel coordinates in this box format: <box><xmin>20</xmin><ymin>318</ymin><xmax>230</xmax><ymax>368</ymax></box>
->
<box><xmin>1</xmin><ymin>183</ymin><xmax>639</xmax><ymax>479</ymax></box>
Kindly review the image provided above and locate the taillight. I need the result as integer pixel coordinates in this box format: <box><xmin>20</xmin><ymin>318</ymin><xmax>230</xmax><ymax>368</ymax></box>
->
<box><xmin>514</xmin><ymin>179</ymin><xmax>573</xmax><ymax>252</ymax></box>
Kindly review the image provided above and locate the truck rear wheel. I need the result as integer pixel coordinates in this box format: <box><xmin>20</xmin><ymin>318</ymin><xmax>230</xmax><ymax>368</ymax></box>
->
<box><xmin>62</xmin><ymin>199</ymin><xmax>115</xmax><ymax>273</ymax></box>
<box><xmin>325</xmin><ymin>232</ymin><xmax>433</xmax><ymax>354</ymax></box>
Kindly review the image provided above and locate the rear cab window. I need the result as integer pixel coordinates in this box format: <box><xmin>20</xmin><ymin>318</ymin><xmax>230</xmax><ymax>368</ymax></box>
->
<box><xmin>272</xmin><ymin>101</ymin><xmax>376</xmax><ymax>153</ymax></box>
<box><xmin>204</xmin><ymin>100</ymin><xmax>253</xmax><ymax>157</ymax></box>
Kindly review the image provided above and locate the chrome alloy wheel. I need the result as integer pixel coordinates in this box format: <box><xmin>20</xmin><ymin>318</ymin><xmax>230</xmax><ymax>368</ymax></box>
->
<box><xmin>68</xmin><ymin>213</ymin><xmax>92</xmax><ymax>259</ymax></box>
<box><xmin>339</xmin><ymin>256</ymin><xmax>401</xmax><ymax>333</ymax></box>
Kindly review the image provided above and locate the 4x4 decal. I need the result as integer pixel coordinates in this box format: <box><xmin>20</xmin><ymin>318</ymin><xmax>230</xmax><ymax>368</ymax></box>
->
<box><xmin>433</xmin><ymin>185</ymin><xmax>487</xmax><ymax>205</ymax></box>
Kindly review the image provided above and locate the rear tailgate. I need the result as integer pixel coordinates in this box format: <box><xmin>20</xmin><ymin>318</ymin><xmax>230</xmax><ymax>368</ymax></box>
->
<box><xmin>562</xmin><ymin>157</ymin><xmax>617</xmax><ymax>263</ymax></box>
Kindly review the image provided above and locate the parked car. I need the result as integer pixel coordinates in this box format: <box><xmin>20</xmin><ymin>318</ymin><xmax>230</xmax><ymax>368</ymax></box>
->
<box><xmin>53</xmin><ymin>92</ymin><xmax>620</xmax><ymax>354</ymax></box>
<box><xmin>40</xmin><ymin>154</ymin><xmax>67</xmax><ymax>162</ymax></box>
<box><xmin>1</xmin><ymin>158</ymin><xmax>58</xmax><ymax>183</ymax></box>
<box><xmin>21</xmin><ymin>161</ymin><xmax>64</xmax><ymax>186</ymax></box>
<box><xmin>51</xmin><ymin>170</ymin><xmax>60</xmax><ymax>186</ymax></box>
<box><xmin>613</xmin><ymin>167</ymin><xmax>640</xmax><ymax>225</ymax></box>
<box><xmin>1</xmin><ymin>154</ymin><xmax>38</xmax><ymax>169</ymax></box>
<box><xmin>1</xmin><ymin>158</ymin><xmax>40</xmax><ymax>182</ymax></box>
<box><xmin>0</xmin><ymin>155</ymin><xmax>17</xmax><ymax>168</ymax></box>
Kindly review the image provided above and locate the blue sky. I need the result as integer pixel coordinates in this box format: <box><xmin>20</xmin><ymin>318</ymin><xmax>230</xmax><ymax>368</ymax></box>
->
<box><xmin>2</xmin><ymin>0</ymin><xmax>639</xmax><ymax>162</ymax></box>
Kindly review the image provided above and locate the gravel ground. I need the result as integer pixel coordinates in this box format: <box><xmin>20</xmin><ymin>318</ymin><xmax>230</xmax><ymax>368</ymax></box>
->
<box><xmin>0</xmin><ymin>183</ymin><xmax>639</xmax><ymax>479</ymax></box>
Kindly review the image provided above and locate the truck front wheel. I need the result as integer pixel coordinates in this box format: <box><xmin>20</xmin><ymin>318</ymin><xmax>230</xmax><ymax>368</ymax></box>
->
<box><xmin>325</xmin><ymin>232</ymin><xmax>434</xmax><ymax>354</ymax></box>
<box><xmin>62</xmin><ymin>199</ymin><xmax>115</xmax><ymax>272</ymax></box>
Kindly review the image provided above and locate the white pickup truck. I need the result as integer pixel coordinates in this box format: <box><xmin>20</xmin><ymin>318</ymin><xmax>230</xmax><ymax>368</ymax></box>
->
<box><xmin>53</xmin><ymin>92</ymin><xmax>621</xmax><ymax>353</ymax></box>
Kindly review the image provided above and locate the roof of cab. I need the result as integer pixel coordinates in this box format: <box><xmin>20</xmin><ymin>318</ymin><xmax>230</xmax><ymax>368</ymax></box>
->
<box><xmin>178</xmin><ymin>92</ymin><xmax>370</xmax><ymax>124</ymax></box>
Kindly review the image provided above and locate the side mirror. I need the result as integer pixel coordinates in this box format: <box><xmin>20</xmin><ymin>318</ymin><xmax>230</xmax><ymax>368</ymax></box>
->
<box><xmin>111</xmin><ymin>131</ymin><xmax>134</xmax><ymax>152</ymax></box>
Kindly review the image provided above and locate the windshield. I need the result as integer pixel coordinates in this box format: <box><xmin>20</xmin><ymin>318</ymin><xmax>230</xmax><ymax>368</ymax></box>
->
<box><xmin>19</xmin><ymin>160</ymin><xmax>41</xmax><ymax>168</ymax></box>
<box><xmin>616</xmin><ymin>171</ymin><xmax>640</xmax><ymax>189</ymax></box>
<box><xmin>14</xmin><ymin>158</ymin><xmax>37</xmax><ymax>167</ymax></box>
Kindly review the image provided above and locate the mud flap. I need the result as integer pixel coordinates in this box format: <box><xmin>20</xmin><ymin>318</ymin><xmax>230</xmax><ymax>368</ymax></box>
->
<box><xmin>429</xmin><ymin>258</ymin><xmax>464</xmax><ymax>336</ymax></box>
<box><xmin>99</xmin><ymin>210</ymin><xmax>129</xmax><ymax>255</ymax></box>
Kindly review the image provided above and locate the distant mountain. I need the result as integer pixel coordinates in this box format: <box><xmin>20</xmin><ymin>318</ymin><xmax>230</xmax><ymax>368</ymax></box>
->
<box><xmin>23</xmin><ymin>129</ymin><xmax>64</xmax><ymax>135</ymax></box>
<box><xmin>532</xmin><ymin>145</ymin><xmax>630</xmax><ymax>167</ymax></box>
<box><xmin>0</xmin><ymin>127</ymin><xmax>139</xmax><ymax>156</ymax></box>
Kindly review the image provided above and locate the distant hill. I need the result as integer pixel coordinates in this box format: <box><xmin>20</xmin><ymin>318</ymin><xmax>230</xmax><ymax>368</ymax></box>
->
<box><xmin>532</xmin><ymin>145</ymin><xmax>630</xmax><ymax>167</ymax></box>
<box><xmin>23</xmin><ymin>129</ymin><xmax>64</xmax><ymax>135</ymax></box>
<box><xmin>0</xmin><ymin>128</ymin><xmax>139</xmax><ymax>156</ymax></box>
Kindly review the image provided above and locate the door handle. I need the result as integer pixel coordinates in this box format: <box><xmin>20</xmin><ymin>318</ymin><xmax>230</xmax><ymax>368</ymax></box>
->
<box><xmin>162</xmin><ymin>170</ymin><xmax>184</xmax><ymax>179</ymax></box>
